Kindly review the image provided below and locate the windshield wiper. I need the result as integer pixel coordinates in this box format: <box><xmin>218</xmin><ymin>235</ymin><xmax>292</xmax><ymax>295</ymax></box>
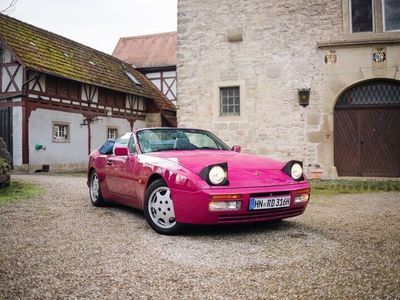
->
<box><xmin>196</xmin><ymin>147</ymin><xmax>220</xmax><ymax>150</ymax></box>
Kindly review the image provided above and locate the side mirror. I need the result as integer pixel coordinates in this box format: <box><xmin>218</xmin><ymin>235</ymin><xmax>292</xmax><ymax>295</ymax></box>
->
<box><xmin>114</xmin><ymin>146</ymin><xmax>129</xmax><ymax>156</ymax></box>
<box><xmin>232</xmin><ymin>145</ymin><xmax>241</xmax><ymax>153</ymax></box>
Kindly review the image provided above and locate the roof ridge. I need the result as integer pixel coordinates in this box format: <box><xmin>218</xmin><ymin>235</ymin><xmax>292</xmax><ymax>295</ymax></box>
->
<box><xmin>120</xmin><ymin>31</ymin><xmax>177</xmax><ymax>41</ymax></box>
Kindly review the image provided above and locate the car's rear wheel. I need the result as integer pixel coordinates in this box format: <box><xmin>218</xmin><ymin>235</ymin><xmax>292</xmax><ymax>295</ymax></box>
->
<box><xmin>89</xmin><ymin>170</ymin><xmax>106</xmax><ymax>207</ymax></box>
<box><xmin>144</xmin><ymin>179</ymin><xmax>180</xmax><ymax>235</ymax></box>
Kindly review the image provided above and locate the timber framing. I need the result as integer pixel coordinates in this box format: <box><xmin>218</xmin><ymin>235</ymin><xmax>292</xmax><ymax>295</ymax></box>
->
<box><xmin>0</xmin><ymin>13</ymin><xmax>176</xmax><ymax>168</ymax></box>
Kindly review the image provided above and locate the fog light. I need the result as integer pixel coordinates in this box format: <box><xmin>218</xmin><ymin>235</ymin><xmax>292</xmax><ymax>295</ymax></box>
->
<box><xmin>209</xmin><ymin>201</ymin><xmax>242</xmax><ymax>211</ymax></box>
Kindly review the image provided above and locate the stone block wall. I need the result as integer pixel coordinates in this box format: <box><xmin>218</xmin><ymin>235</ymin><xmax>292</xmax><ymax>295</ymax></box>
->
<box><xmin>177</xmin><ymin>0</ymin><xmax>343</xmax><ymax>177</ymax></box>
<box><xmin>177</xmin><ymin>0</ymin><xmax>400</xmax><ymax>178</ymax></box>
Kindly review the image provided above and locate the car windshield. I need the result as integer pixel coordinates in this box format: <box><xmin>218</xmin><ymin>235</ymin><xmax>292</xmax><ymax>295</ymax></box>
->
<box><xmin>137</xmin><ymin>129</ymin><xmax>231</xmax><ymax>153</ymax></box>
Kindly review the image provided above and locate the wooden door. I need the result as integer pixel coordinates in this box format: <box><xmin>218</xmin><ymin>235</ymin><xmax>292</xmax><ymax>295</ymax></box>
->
<box><xmin>334</xmin><ymin>109</ymin><xmax>359</xmax><ymax>176</ymax></box>
<box><xmin>335</xmin><ymin>108</ymin><xmax>400</xmax><ymax>177</ymax></box>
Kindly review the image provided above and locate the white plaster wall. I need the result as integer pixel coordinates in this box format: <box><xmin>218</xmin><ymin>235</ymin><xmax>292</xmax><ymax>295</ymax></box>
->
<box><xmin>12</xmin><ymin>106</ymin><xmax>23</xmax><ymax>166</ymax></box>
<box><xmin>29</xmin><ymin>109</ymin><xmax>88</xmax><ymax>165</ymax></box>
<box><xmin>90</xmin><ymin>117</ymin><xmax>132</xmax><ymax>151</ymax></box>
<box><xmin>90</xmin><ymin>118</ymin><xmax>146</xmax><ymax>151</ymax></box>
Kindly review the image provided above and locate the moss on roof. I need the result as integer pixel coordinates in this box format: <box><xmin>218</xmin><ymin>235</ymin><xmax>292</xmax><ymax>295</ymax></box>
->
<box><xmin>0</xmin><ymin>13</ymin><xmax>175</xmax><ymax>111</ymax></box>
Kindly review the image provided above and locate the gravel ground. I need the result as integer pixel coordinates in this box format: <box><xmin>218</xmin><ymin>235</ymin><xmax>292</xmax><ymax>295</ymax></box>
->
<box><xmin>1</xmin><ymin>174</ymin><xmax>399</xmax><ymax>299</ymax></box>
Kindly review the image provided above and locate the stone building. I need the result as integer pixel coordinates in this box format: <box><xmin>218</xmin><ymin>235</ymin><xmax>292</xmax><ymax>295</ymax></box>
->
<box><xmin>113</xmin><ymin>32</ymin><xmax>177</xmax><ymax>105</ymax></box>
<box><xmin>0</xmin><ymin>14</ymin><xmax>176</xmax><ymax>172</ymax></box>
<box><xmin>177</xmin><ymin>0</ymin><xmax>400</xmax><ymax>178</ymax></box>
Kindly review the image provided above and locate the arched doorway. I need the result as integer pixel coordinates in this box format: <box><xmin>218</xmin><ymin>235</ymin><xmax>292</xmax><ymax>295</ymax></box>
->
<box><xmin>334</xmin><ymin>79</ymin><xmax>400</xmax><ymax>177</ymax></box>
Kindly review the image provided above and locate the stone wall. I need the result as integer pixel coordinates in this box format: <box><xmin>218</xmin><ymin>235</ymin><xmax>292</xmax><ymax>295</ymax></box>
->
<box><xmin>145</xmin><ymin>113</ymin><xmax>162</xmax><ymax>127</ymax></box>
<box><xmin>177</xmin><ymin>0</ymin><xmax>400</xmax><ymax>178</ymax></box>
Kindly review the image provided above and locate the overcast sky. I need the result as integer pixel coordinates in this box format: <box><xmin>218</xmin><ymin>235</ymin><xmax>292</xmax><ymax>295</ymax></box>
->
<box><xmin>2</xmin><ymin>0</ymin><xmax>178</xmax><ymax>54</ymax></box>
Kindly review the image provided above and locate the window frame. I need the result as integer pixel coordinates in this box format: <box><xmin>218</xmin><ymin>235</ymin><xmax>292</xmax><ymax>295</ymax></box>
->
<box><xmin>107</xmin><ymin>127</ymin><xmax>119</xmax><ymax>140</ymax></box>
<box><xmin>382</xmin><ymin>0</ymin><xmax>400</xmax><ymax>32</ymax></box>
<box><xmin>219</xmin><ymin>86</ymin><xmax>241</xmax><ymax>116</ymax></box>
<box><xmin>349</xmin><ymin>0</ymin><xmax>375</xmax><ymax>33</ymax></box>
<box><xmin>52</xmin><ymin>122</ymin><xmax>70</xmax><ymax>143</ymax></box>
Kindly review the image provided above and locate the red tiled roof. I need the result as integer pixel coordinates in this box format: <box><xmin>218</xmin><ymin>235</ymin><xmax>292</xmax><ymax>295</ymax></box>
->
<box><xmin>0</xmin><ymin>14</ymin><xmax>175</xmax><ymax>112</ymax></box>
<box><xmin>113</xmin><ymin>32</ymin><xmax>176</xmax><ymax>68</ymax></box>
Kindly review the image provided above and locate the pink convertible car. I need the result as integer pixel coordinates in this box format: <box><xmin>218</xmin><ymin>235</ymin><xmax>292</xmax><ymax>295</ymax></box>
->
<box><xmin>88</xmin><ymin>128</ymin><xmax>310</xmax><ymax>234</ymax></box>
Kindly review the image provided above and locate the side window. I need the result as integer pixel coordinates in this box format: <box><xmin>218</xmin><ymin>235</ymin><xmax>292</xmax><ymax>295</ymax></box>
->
<box><xmin>113</xmin><ymin>132</ymin><xmax>131</xmax><ymax>154</ymax></box>
<box><xmin>98</xmin><ymin>140</ymin><xmax>115</xmax><ymax>155</ymax></box>
<box><xmin>128</xmin><ymin>136</ymin><xmax>137</xmax><ymax>154</ymax></box>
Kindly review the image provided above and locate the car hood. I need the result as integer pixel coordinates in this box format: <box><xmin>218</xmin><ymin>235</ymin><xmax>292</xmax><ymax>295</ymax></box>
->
<box><xmin>147</xmin><ymin>150</ymin><xmax>298</xmax><ymax>188</ymax></box>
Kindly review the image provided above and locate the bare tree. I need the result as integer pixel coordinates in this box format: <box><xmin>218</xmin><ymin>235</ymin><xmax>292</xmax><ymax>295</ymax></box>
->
<box><xmin>1</xmin><ymin>0</ymin><xmax>17</xmax><ymax>14</ymax></box>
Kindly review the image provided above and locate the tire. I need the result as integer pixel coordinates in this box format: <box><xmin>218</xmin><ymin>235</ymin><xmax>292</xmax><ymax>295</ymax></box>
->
<box><xmin>144</xmin><ymin>179</ymin><xmax>181</xmax><ymax>235</ymax></box>
<box><xmin>89</xmin><ymin>170</ymin><xmax>107</xmax><ymax>207</ymax></box>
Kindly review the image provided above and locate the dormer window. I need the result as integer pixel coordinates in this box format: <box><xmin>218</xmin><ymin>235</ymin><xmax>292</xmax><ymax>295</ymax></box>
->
<box><xmin>124</xmin><ymin>71</ymin><xmax>141</xmax><ymax>86</ymax></box>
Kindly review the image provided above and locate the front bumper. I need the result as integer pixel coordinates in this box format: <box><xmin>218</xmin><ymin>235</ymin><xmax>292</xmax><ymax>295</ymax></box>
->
<box><xmin>170</xmin><ymin>182</ymin><xmax>310</xmax><ymax>224</ymax></box>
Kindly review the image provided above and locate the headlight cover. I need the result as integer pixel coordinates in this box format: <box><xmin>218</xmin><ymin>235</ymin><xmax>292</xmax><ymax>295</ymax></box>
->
<box><xmin>282</xmin><ymin>160</ymin><xmax>304</xmax><ymax>181</ymax></box>
<box><xmin>199</xmin><ymin>163</ymin><xmax>229</xmax><ymax>186</ymax></box>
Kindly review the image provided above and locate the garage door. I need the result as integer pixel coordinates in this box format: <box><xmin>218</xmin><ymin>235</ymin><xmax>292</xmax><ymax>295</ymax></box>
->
<box><xmin>334</xmin><ymin>79</ymin><xmax>400</xmax><ymax>177</ymax></box>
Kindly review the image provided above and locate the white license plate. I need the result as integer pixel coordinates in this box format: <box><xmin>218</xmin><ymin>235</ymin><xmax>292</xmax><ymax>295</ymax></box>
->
<box><xmin>249</xmin><ymin>195</ymin><xmax>291</xmax><ymax>210</ymax></box>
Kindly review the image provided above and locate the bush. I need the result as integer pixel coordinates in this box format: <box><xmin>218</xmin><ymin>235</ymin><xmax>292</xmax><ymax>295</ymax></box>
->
<box><xmin>0</xmin><ymin>138</ymin><xmax>11</xmax><ymax>188</ymax></box>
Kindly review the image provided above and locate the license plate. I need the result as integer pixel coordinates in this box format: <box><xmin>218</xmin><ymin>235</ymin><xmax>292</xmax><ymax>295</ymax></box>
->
<box><xmin>249</xmin><ymin>195</ymin><xmax>291</xmax><ymax>210</ymax></box>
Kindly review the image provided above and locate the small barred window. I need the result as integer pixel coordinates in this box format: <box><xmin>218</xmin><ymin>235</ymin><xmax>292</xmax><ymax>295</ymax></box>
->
<box><xmin>220</xmin><ymin>87</ymin><xmax>240</xmax><ymax>116</ymax></box>
<box><xmin>53</xmin><ymin>123</ymin><xmax>70</xmax><ymax>143</ymax></box>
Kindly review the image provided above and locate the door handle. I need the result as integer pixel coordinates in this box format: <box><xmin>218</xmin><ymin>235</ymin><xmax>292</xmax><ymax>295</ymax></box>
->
<box><xmin>106</xmin><ymin>160</ymin><xmax>112</xmax><ymax>165</ymax></box>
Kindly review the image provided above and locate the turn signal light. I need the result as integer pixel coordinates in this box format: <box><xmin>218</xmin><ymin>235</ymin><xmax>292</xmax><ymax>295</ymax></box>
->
<box><xmin>295</xmin><ymin>188</ymin><xmax>310</xmax><ymax>204</ymax></box>
<box><xmin>210</xmin><ymin>194</ymin><xmax>243</xmax><ymax>201</ymax></box>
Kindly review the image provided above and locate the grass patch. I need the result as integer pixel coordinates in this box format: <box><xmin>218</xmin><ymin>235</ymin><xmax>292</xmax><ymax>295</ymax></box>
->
<box><xmin>311</xmin><ymin>179</ymin><xmax>400</xmax><ymax>196</ymax></box>
<box><xmin>0</xmin><ymin>181</ymin><xmax>43</xmax><ymax>204</ymax></box>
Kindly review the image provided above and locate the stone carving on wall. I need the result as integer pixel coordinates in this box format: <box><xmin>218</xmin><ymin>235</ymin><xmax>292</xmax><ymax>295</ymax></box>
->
<box><xmin>372</xmin><ymin>48</ymin><xmax>386</xmax><ymax>63</ymax></box>
<box><xmin>324</xmin><ymin>50</ymin><xmax>337</xmax><ymax>64</ymax></box>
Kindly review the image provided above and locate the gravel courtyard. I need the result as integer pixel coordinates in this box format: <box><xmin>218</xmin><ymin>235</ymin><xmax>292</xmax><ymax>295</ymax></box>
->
<box><xmin>1</xmin><ymin>175</ymin><xmax>399</xmax><ymax>299</ymax></box>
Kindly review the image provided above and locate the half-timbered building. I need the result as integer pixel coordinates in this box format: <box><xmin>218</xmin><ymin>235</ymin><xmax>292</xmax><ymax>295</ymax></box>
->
<box><xmin>0</xmin><ymin>14</ymin><xmax>176</xmax><ymax>172</ymax></box>
<box><xmin>113</xmin><ymin>32</ymin><xmax>177</xmax><ymax>105</ymax></box>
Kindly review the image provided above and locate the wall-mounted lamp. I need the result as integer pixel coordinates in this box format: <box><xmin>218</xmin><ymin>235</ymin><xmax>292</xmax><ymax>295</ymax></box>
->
<box><xmin>297</xmin><ymin>87</ymin><xmax>311</xmax><ymax>107</ymax></box>
<box><xmin>105</xmin><ymin>107</ymin><xmax>112</xmax><ymax>117</ymax></box>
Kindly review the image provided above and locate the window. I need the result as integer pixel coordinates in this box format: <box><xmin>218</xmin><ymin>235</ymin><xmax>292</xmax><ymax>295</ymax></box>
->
<box><xmin>53</xmin><ymin>122</ymin><xmax>70</xmax><ymax>143</ymax></box>
<box><xmin>383</xmin><ymin>0</ymin><xmax>400</xmax><ymax>31</ymax></box>
<box><xmin>107</xmin><ymin>127</ymin><xmax>118</xmax><ymax>140</ymax></box>
<box><xmin>128</xmin><ymin>136</ymin><xmax>137</xmax><ymax>154</ymax></box>
<box><xmin>113</xmin><ymin>132</ymin><xmax>131</xmax><ymax>153</ymax></box>
<box><xmin>220</xmin><ymin>87</ymin><xmax>240</xmax><ymax>116</ymax></box>
<box><xmin>350</xmin><ymin>0</ymin><xmax>374</xmax><ymax>33</ymax></box>
<box><xmin>124</xmin><ymin>71</ymin><xmax>141</xmax><ymax>86</ymax></box>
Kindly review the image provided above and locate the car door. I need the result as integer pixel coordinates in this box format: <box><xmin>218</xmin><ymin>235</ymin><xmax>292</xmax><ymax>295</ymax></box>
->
<box><xmin>105</xmin><ymin>134</ymin><xmax>138</xmax><ymax>206</ymax></box>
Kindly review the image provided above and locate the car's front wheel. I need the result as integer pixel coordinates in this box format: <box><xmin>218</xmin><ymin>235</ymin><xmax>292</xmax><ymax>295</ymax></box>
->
<box><xmin>89</xmin><ymin>170</ymin><xmax>106</xmax><ymax>207</ymax></box>
<box><xmin>144</xmin><ymin>179</ymin><xmax>181</xmax><ymax>235</ymax></box>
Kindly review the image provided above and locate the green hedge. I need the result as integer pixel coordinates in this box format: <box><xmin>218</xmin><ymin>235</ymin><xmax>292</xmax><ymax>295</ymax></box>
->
<box><xmin>0</xmin><ymin>157</ymin><xmax>11</xmax><ymax>188</ymax></box>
